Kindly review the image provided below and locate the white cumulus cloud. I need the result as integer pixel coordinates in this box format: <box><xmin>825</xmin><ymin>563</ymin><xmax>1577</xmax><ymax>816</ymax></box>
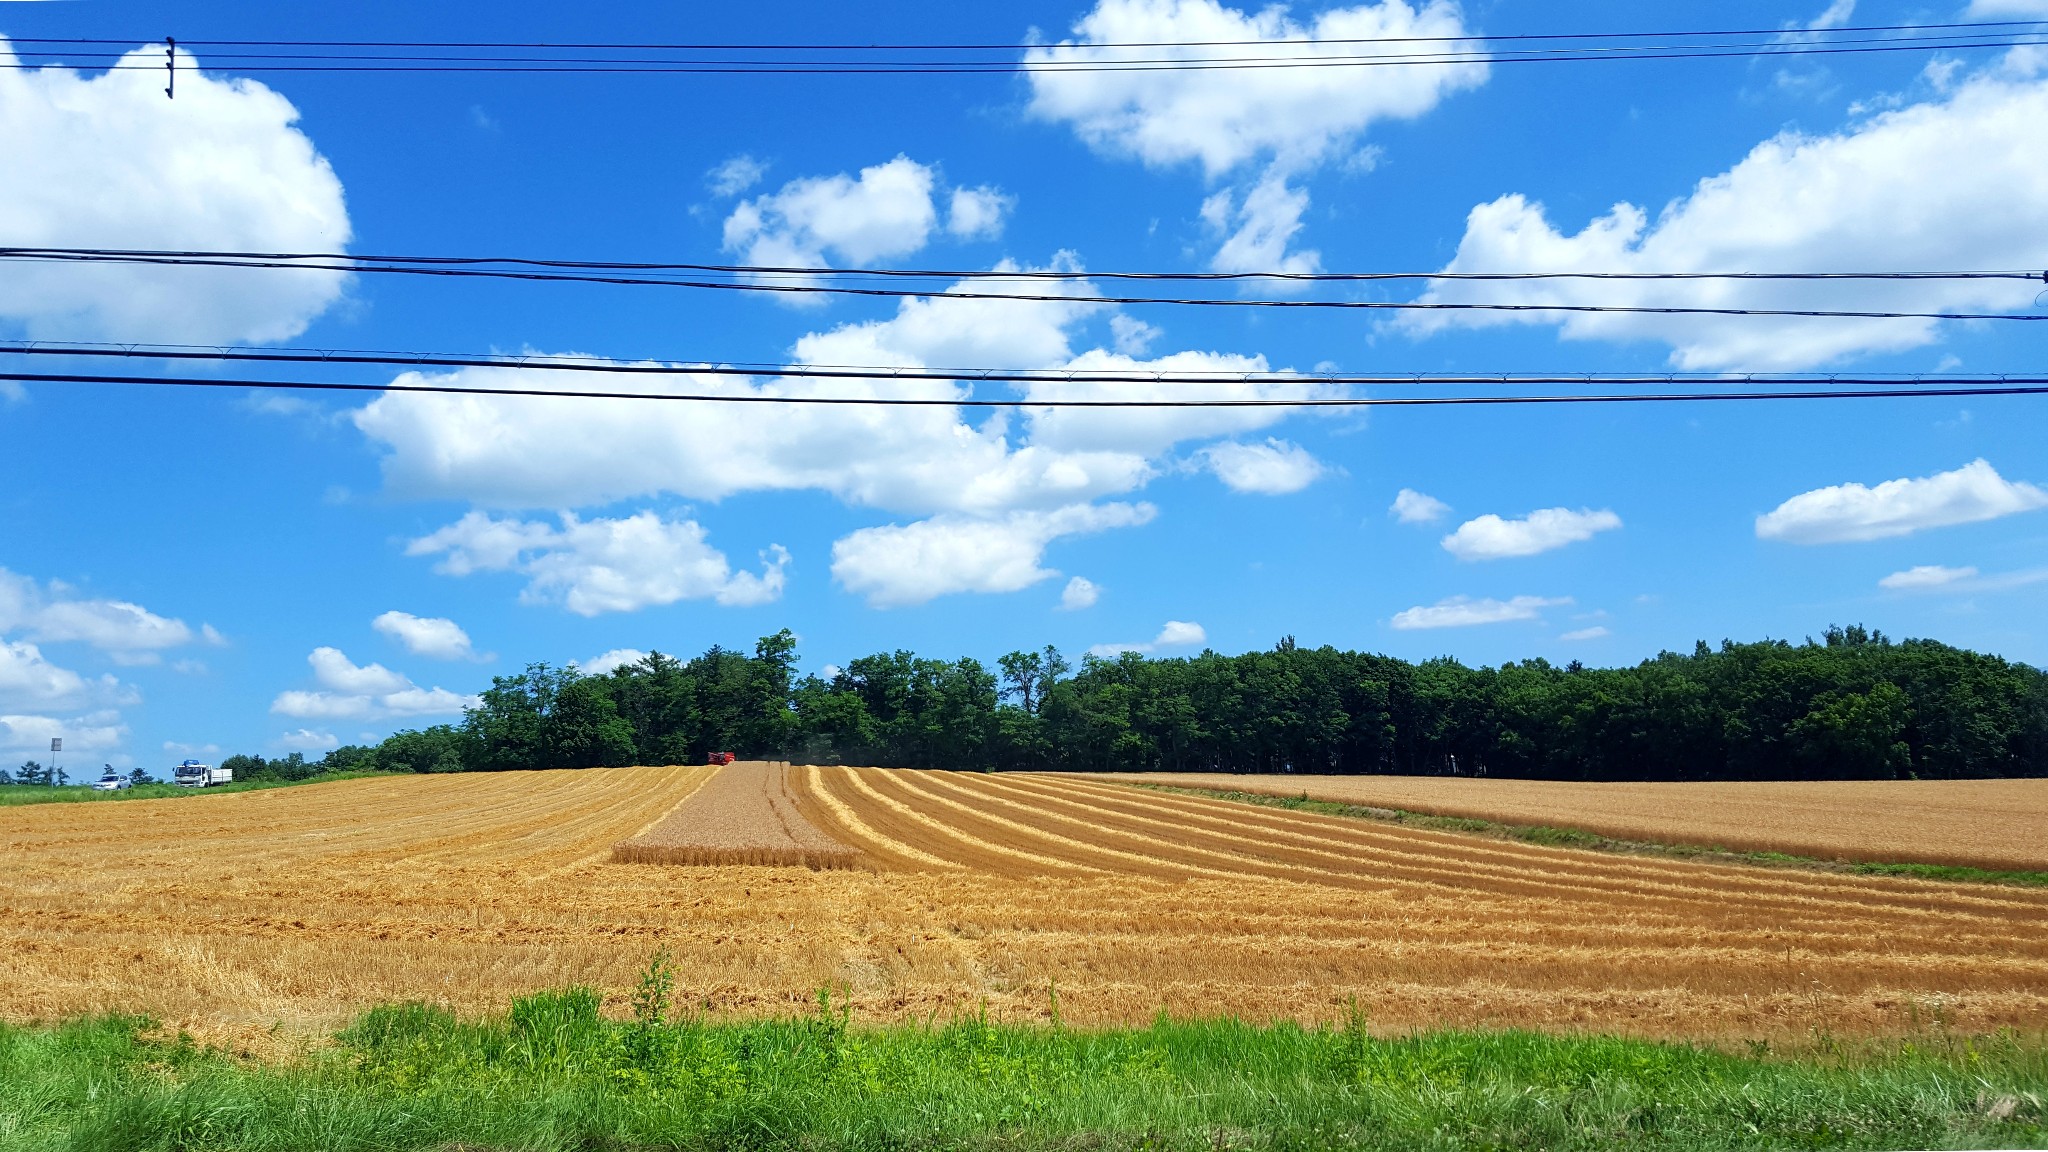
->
<box><xmin>0</xmin><ymin>568</ymin><xmax>207</xmax><ymax>659</ymax></box>
<box><xmin>0</xmin><ymin>639</ymin><xmax>99</xmax><ymax>710</ymax></box>
<box><xmin>1390</xmin><ymin>595</ymin><xmax>1571</xmax><ymax>631</ymax></box>
<box><xmin>1109</xmin><ymin>314</ymin><xmax>1160</xmax><ymax>355</ymax></box>
<box><xmin>579</xmin><ymin>648</ymin><xmax>650</xmax><ymax>676</ymax></box>
<box><xmin>353</xmin><ymin>266</ymin><xmax>1143</xmax><ymax>519</ymax></box>
<box><xmin>0</xmin><ymin>710</ymin><xmax>126</xmax><ymax>757</ymax></box>
<box><xmin>1025</xmin><ymin>0</ymin><xmax>1485</xmax><ymax>176</ymax></box>
<box><xmin>1059</xmin><ymin>576</ymin><xmax>1102</xmax><ymax>611</ymax></box>
<box><xmin>1441</xmin><ymin>508</ymin><xmax>1622</xmax><ymax>561</ymax></box>
<box><xmin>1405</xmin><ymin>59</ymin><xmax>2048</xmax><ymax>369</ymax></box>
<box><xmin>723</xmin><ymin>154</ymin><xmax>940</xmax><ymax>271</ymax></box>
<box><xmin>1026</xmin><ymin>0</ymin><xmax>1480</xmax><ymax>279</ymax></box>
<box><xmin>1089</xmin><ymin>619</ymin><xmax>1209</xmax><ymax>658</ymax></box>
<box><xmin>1199</xmin><ymin>438</ymin><xmax>1326</xmax><ymax>494</ymax></box>
<box><xmin>0</xmin><ymin>40</ymin><xmax>350</xmax><ymax>343</ymax></box>
<box><xmin>350</xmin><ymin>261</ymin><xmax>1338</xmax><ymax>607</ymax></box>
<box><xmin>705</xmin><ymin>154</ymin><xmax>768</xmax><ymax>198</ymax></box>
<box><xmin>307</xmin><ymin>646</ymin><xmax>410</xmax><ymax>695</ymax></box>
<box><xmin>271</xmin><ymin>647</ymin><xmax>476</xmax><ymax>721</ymax></box>
<box><xmin>1391</xmin><ymin>488</ymin><xmax>1451</xmax><ymax>524</ymax></box>
<box><xmin>372</xmin><ymin>611</ymin><xmax>486</xmax><ymax>661</ymax></box>
<box><xmin>1561</xmin><ymin>626</ymin><xmax>1611</xmax><ymax>641</ymax></box>
<box><xmin>832</xmin><ymin>503</ymin><xmax>1155</xmax><ymax>608</ymax></box>
<box><xmin>1021</xmin><ymin>348</ymin><xmax>1327</xmax><ymax>458</ymax></box>
<box><xmin>352</xmin><ymin>266</ymin><xmax>1323</xmax><ymax>525</ymax></box>
<box><xmin>1876</xmin><ymin>563</ymin><xmax>2048</xmax><ymax>594</ymax></box>
<box><xmin>946</xmin><ymin>185</ymin><xmax>1014</xmax><ymax>239</ymax></box>
<box><xmin>1878</xmin><ymin>564</ymin><xmax>1979</xmax><ymax>590</ymax></box>
<box><xmin>1756</xmin><ymin>459</ymin><xmax>2047</xmax><ymax>544</ymax></box>
<box><xmin>1201</xmin><ymin>173</ymin><xmax>1320</xmax><ymax>277</ymax></box>
<box><xmin>277</xmin><ymin>729</ymin><xmax>339</xmax><ymax>753</ymax></box>
<box><xmin>407</xmin><ymin>511</ymin><xmax>788</xmax><ymax>615</ymax></box>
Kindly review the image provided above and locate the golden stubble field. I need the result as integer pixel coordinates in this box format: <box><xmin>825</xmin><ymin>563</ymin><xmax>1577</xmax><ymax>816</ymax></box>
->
<box><xmin>1077</xmin><ymin>772</ymin><xmax>2048</xmax><ymax>871</ymax></box>
<box><xmin>3</xmin><ymin>764</ymin><xmax>2046</xmax><ymax>1051</ymax></box>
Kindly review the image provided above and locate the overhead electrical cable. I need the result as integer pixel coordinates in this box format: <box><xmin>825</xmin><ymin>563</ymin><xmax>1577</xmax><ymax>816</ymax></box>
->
<box><xmin>6</xmin><ymin>250</ymin><xmax>2044</xmax><ymax>322</ymax></box>
<box><xmin>5</xmin><ymin>44</ymin><xmax>2039</xmax><ymax>74</ymax></box>
<box><xmin>3</xmin><ymin>23</ymin><xmax>2043</xmax><ymax>74</ymax></box>
<box><xmin>2</xmin><ymin>369</ymin><xmax>2043</xmax><ymax>407</ymax></box>
<box><xmin>11</xmin><ymin>19</ymin><xmax>2045</xmax><ymax>51</ymax></box>
<box><xmin>14</xmin><ymin>31</ymin><xmax>2046</xmax><ymax>67</ymax></box>
<box><xmin>7</xmin><ymin>247</ymin><xmax>2041</xmax><ymax>285</ymax></box>
<box><xmin>8</xmin><ymin>341</ymin><xmax>2048</xmax><ymax>392</ymax></box>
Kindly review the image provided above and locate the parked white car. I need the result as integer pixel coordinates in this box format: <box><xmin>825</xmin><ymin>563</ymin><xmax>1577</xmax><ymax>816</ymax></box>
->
<box><xmin>90</xmin><ymin>766</ymin><xmax>129</xmax><ymax>791</ymax></box>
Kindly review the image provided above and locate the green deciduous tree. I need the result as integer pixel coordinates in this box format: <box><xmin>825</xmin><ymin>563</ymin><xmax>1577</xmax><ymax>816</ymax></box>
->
<box><xmin>332</xmin><ymin>623</ymin><xmax>2045</xmax><ymax>781</ymax></box>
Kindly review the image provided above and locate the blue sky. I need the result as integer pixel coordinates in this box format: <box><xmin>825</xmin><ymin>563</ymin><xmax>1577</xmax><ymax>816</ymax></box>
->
<box><xmin>2</xmin><ymin>0</ymin><xmax>2046</xmax><ymax>771</ymax></box>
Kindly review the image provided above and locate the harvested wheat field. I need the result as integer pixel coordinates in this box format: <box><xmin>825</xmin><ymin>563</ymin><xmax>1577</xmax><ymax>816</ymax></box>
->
<box><xmin>4</xmin><ymin>763</ymin><xmax>2048</xmax><ymax>1050</ymax></box>
<box><xmin>1076</xmin><ymin>773</ymin><xmax>2048</xmax><ymax>872</ymax></box>
<box><xmin>613</xmin><ymin>760</ymin><xmax>860</xmax><ymax>869</ymax></box>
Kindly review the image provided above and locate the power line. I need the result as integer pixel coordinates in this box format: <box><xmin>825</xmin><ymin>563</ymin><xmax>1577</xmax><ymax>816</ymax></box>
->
<box><xmin>18</xmin><ymin>31</ymin><xmax>2043</xmax><ymax>67</ymax></box>
<box><xmin>6</xmin><ymin>44</ymin><xmax>2037</xmax><ymax>75</ymax></box>
<box><xmin>7</xmin><ymin>369</ymin><xmax>2044</xmax><ymax>406</ymax></box>
<box><xmin>7</xmin><ymin>341</ymin><xmax>2048</xmax><ymax>391</ymax></box>
<box><xmin>7</xmin><ymin>251</ymin><xmax>2043</xmax><ymax>321</ymax></box>
<box><xmin>11</xmin><ymin>19</ymin><xmax>2043</xmax><ymax>51</ymax></box>
<box><xmin>8</xmin><ymin>247</ymin><xmax>2040</xmax><ymax>285</ymax></box>
<box><xmin>4</xmin><ymin>29</ymin><xmax>2042</xmax><ymax>74</ymax></box>
<box><xmin>3</xmin><ymin>369</ymin><xmax>2045</xmax><ymax>409</ymax></box>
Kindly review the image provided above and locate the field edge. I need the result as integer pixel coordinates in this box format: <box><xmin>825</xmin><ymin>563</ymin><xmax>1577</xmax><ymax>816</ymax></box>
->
<box><xmin>1125</xmin><ymin>783</ymin><xmax>2048</xmax><ymax>889</ymax></box>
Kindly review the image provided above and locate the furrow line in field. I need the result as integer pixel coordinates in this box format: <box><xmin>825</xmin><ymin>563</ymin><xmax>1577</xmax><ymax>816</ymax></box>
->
<box><xmin>402</xmin><ymin>777</ymin><xmax>631</xmax><ymax>853</ymax></box>
<box><xmin>998</xmin><ymin>777</ymin><xmax>2048</xmax><ymax>952</ymax></box>
<box><xmin>439</xmin><ymin>767</ymin><xmax>714</xmax><ymax>869</ymax></box>
<box><xmin>15</xmin><ymin>779</ymin><xmax>516</xmax><ymax>865</ymax></box>
<box><xmin>328</xmin><ymin>768</ymin><xmax>706</xmax><ymax>869</ymax></box>
<box><xmin>845</xmin><ymin>769</ymin><xmax>1115</xmax><ymax>876</ymax></box>
<box><xmin>954</xmin><ymin>773</ymin><xmax>1444</xmax><ymax>891</ymax></box>
<box><xmin>540</xmin><ymin>767</ymin><xmax>719</xmax><ymax>850</ymax></box>
<box><xmin>1043</xmin><ymin>773</ymin><xmax>1778</xmax><ymax>881</ymax></box>
<box><xmin>792</xmin><ymin>766</ymin><xmax>960</xmax><ymax>870</ymax></box>
<box><xmin>1081</xmin><ymin>772</ymin><xmax>2048</xmax><ymax>875</ymax></box>
<box><xmin>616</xmin><ymin>767</ymin><xmax>719</xmax><ymax>841</ymax></box>
<box><xmin>338</xmin><ymin>774</ymin><xmax>639</xmax><ymax>864</ymax></box>
<box><xmin>317</xmin><ymin>775</ymin><xmax>602</xmax><ymax>858</ymax></box>
<box><xmin>1001</xmin><ymin>776</ymin><xmax>1934</xmax><ymax>930</ymax></box>
<box><xmin>910</xmin><ymin>770</ymin><xmax>1350</xmax><ymax>885</ymax></box>
<box><xmin>976</xmin><ymin>771</ymin><xmax>1881</xmax><ymax>929</ymax></box>
<box><xmin>1042</xmin><ymin>775</ymin><xmax>2048</xmax><ymax>925</ymax></box>
<box><xmin>872</xmin><ymin>770</ymin><xmax>1242</xmax><ymax>880</ymax></box>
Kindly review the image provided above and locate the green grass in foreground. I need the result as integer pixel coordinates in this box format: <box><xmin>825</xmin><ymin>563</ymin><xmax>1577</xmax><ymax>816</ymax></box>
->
<box><xmin>0</xmin><ymin>770</ymin><xmax>396</xmax><ymax>807</ymax></box>
<box><xmin>1</xmin><ymin>978</ymin><xmax>2044</xmax><ymax>1152</ymax></box>
<box><xmin>1144</xmin><ymin>785</ymin><xmax>2048</xmax><ymax>889</ymax></box>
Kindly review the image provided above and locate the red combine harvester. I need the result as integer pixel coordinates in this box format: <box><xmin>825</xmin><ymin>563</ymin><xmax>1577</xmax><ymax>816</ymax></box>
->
<box><xmin>707</xmin><ymin>751</ymin><xmax>737</xmax><ymax>765</ymax></box>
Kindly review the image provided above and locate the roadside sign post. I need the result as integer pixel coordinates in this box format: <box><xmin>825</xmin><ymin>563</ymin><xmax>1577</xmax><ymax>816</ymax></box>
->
<box><xmin>49</xmin><ymin>737</ymin><xmax>60</xmax><ymax>787</ymax></box>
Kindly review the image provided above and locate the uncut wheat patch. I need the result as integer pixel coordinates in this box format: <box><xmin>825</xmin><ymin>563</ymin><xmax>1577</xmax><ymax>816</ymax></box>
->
<box><xmin>612</xmin><ymin>761</ymin><xmax>862</xmax><ymax>870</ymax></box>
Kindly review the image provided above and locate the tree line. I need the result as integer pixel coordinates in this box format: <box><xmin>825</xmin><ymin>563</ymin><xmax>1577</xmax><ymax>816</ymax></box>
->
<box><xmin>257</xmin><ymin>624</ymin><xmax>2046</xmax><ymax>782</ymax></box>
<box><xmin>1</xmin><ymin>762</ymin><xmax>157</xmax><ymax>787</ymax></box>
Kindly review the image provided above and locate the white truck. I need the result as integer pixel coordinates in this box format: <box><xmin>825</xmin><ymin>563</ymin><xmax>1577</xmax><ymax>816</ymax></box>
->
<box><xmin>172</xmin><ymin>759</ymin><xmax>233</xmax><ymax>788</ymax></box>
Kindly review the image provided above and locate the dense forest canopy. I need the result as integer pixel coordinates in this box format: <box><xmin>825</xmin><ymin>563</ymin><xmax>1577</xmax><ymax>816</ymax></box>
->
<box><xmin>222</xmin><ymin>625</ymin><xmax>2048</xmax><ymax>783</ymax></box>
